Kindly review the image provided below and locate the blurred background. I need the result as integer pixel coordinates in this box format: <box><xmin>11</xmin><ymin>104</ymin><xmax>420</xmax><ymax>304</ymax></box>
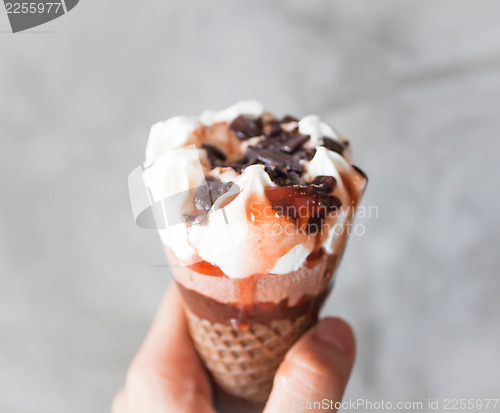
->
<box><xmin>1</xmin><ymin>1</ymin><xmax>500</xmax><ymax>412</ymax></box>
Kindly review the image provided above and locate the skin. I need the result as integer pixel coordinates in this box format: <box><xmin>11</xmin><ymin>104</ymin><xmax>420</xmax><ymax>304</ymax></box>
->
<box><xmin>112</xmin><ymin>284</ymin><xmax>356</xmax><ymax>413</ymax></box>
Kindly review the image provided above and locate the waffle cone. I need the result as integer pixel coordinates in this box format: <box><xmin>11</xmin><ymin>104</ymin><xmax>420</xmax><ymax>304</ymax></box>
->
<box><xmin>185</xmin><ymin>309</ymin><xmax>314</xmax><ymax>402</ymax></box>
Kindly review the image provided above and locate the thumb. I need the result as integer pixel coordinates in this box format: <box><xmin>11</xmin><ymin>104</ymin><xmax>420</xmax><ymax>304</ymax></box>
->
<box><xmin>264</xmin><ymin>317</ymin><xmax>356</xmax><ymax>413</ymax></box>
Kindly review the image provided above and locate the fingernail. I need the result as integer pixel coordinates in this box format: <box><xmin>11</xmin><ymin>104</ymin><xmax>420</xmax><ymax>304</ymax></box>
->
<box><xmin>314</xmin><ymin>318</ymin><xmax>354</xmax><ymax>354</ymax></box>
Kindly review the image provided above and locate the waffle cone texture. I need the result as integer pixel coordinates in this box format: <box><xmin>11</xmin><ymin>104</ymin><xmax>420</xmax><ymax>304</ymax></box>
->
<box><xmin>185</xmin><ymin>309</ymin><xmax>313</xmax><ymax>402</ymax></box>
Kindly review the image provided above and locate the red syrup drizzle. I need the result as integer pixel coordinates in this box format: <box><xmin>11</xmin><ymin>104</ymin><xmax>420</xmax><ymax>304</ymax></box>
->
<box><xmin>264</xmin><ymin>184</ymin><xmax>337</xmax><ymax>263</ymax></box>
<box><xmin>230</xmin><ymin>275</ymin><xmax>263</xmax><ymax>331</ymax></box>
<box><xmin>181</xmin><ymin>170</ymin><xmax>364</xmax><ymax>330</ymax></box>
<box><xmin>265</xmin><ymin>185</ymin><xmax>331</xmax><ymax>232</ymax></box>
<box><xmin>187</xmin><ymin>259</ymin><xmax>225</xmax><ymax>277</ymax></box>
<box><xmin>223</xmin><ymin>187</ymin><xmax>336</xmax><ymax>330</ymax></box>
<box><xmin>306</xmin><ymin>247</ymin><xmax>325</xmax><ymax>268</ymax></box>
<box><xmin>262</xmin><ymin>184</ymin><xmax>350</xmax><ymax>323</ymax></box>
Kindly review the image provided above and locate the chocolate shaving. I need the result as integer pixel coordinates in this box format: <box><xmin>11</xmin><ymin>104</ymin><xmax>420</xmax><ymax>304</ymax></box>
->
<box><xmin>229</xmin><ymin>115</ymin><xmax>263</xmax><ymax>140</ymax></box>
<box><xmin>327</xmin><ymin>195</ymin><xmax>342</xmax><ymax>212</ymax></box>
<box><xmin>230</xmin><ymin>162</ymin><xmax>248</xmax><ymax>173</ymax></box>
<box><xmin>181</xmin><ymin>214</ymin><xmax>196</xmax><ymax>224</ymax></box>
<box><xmin>303</xmin><ymin>148</ymin><xmax>317</xmax><ymax>160</ymax></box>
<box><xmin>201</xmin><ymin>143</ymin><xmax>227</xmax><ymax>167</ymax></box>
<box><xmin>223</xmin><ymin>115</ymin><xmax>349</xmax><ymax>194</ymax></box>
<box><xmin>193</xmin><ymin>176</ymin><xmax>233</xmax><ymax>211</ymax></box>
<box><xmin>247</xmin><ymin>147</ymin><xmax>289</xmax><ymax>169</ymax></box>
<box><xmin>263</xmin><ymin>120</ymin><xmax>282</xmax><ymax>137</ymax></box>
<box><xmin>280</xmin><ymin>130</ymin><xmax>309</xmax><ymax>153</ymax></box>
<box><xmin>231</xmin><ymin>138</ymin><xmax>306</xmax><ymax>179</ymax></box>
<box><xmin>311</xmin><ymin>176</ymin><xmax>336</xmax><ymax>193</ymax></box>
<box><xmin>280</xmin><ymin>115</ymin><xmax>298</xmax><ymax>123</ymax></box>
<box><xmin>285</xmin><ymin>157</ymin><xmax>305</xmax><ymax>173</ymax></box>
<box><xmin>189</xmin><ymin>110</ymin><xmax>355</xmax><ymax>237</ymax></box>
<box><xmin>265</xmin><ymin>166</ymin><xmax>303</xmax><ymax>187</ymax></box>
<box><xmin>255</xmin><ymin>135</ymin><xmax>280</xmax><ymax>150</ymax></box>
<box><xmin>320</xmin><ymin>137</ymin><xmax>345</xmax><ymax>154</ymax></box>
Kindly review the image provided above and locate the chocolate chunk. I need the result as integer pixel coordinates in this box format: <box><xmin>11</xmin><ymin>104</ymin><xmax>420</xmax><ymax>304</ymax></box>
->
<box><xmin>264</xmin><ymin>165</ymin><xmax>287</xmax><ymax>184</ymax></box>
<box><xmin>304</xmin><ymin>148</ymin><xmax>317</xmax><ymax>160</ymax></box>
<box><xmin>314</xmin><ymin>192</ymin><xmax>332</xmax><ymax>218</ymax></box>
<box><xmin>193</xmin><ymin>177</ymin><xmax>233</xmax><ymax>211</ymax></box>
<box><xmin>320</xmin><ymin>137</ymin><xmax>344</xmax><ymax>154</ymax></box>
<box><xmin>201</xmin><ymin>143</ymin><xmax>227</xmax><ymax>167</ymax></box>
<box><xmin>292</xmin><ymin>146</ymin><xmax>316</xmax><ymax>161</ymax></box>
<box><xmin>284</xmin><ymin>171</ymin><xmax>303</xmax><ymax>186</ymax></box>
<box><xmin>230</xmin><ymin>162</ymin><xmax>246</xmax><ymax>173</ymax></box>
<box><xmin>265</xmin><ymin>166</ymin><xmax>303</xmax><ymax>187</ymax></box>
<box><xmin>311</xmin><ymin>192</ymin><xmax>342</xmax><ymax>215</ymax></box>
<box><xmin>280</xmin><ymin>130</ymin><xmax>309</xmax><ymax>153</ymax></box>
<box><xmin>255</xmin><ymin>135</ymin><xmax>280</xmax><ymax>150</ymax></box>
<box><xmin>327</xmin><ymin>195</ymin><xmax>342</xmax><ymax>212</ymax></box>
<box><xmin>229</xmin><ymin>115</ymin><xmax>263</xmax><ymax>140</ymax></box>
<box><xmin>311</xmin><ymin>176</ymin><xmax>336</xmax><ymax>193</ymax></box>
<box><xmin>229</xmin><ymin>152</ymin><xmax>260</xmax><ymax>173</ymax></box>
<box><xmin>231</xmin><ymin>160</ymin><xmax>262</xmax><ymax>173</ymax></box>
<box><xmin>263</xmin><ymin>120</ymin><xmax>281</xmax><ymax>137</ymax></box>
<box><xmin>226</xmin><ymin>114</ymin><xmax>316</xmax><ymax>183</ymax></box>
<box><xmin>285</xmin><ymin>156</ymin><xmax>304</xmax><ymax>173</ymax></box>
<box><xmin>280</xmin><ymin>115</ymin><xmax>298</xmax><ymax>123</ymax></box>
<box><xmin>181</xmin><ymin>214</ymin><xmax>196</xmax><ymax>223</ymax></box>
<box><xmin>248</xmin><ymin>147</ymin><xmax>289</xmax><ymax>169</ymax></box>
<box><xmin>253</xmin><ymin>143</ymin><xmax>304</xmax><ymax>174</ymax></box>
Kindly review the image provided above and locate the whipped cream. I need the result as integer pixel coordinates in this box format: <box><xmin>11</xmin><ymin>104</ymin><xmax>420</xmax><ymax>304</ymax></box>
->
<box><xmin>141</xmin><ymin>101</ymin><xmax>366</xmax><ymax>279</ymax></box>
<box><xmin>145</xmin><ymin>117</ymin><xmax>200</xmax><ymax>166</ymax></box>
<box><xmin>199</xmin><ymin>100</ymin><xmax>264</xmax><ymax>126</ymax></box>
<box><xmin>299</xmin><ymin>115</ymin><xmax>352</xmax><ymax>163</ymax></box>
<box><xmin>142</xmin><ymin>146</ymin><xmax>206</xmax><ymax>260</ymax></box>
<box><xmin>189</xmin><ymin>165</ymin><xmax>276</xmax><ymax>278</ymax></box>
<box><xmin>270</xmin><ymin>244</ymin><xmax>311</xmax><ymax>274</ymax></box>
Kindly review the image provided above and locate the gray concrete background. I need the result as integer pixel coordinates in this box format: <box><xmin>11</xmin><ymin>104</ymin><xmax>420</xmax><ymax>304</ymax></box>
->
<box><xmin>1</xmin><ymin>1</ymin><xmax>500</xmax><ymax>412</ymax></box>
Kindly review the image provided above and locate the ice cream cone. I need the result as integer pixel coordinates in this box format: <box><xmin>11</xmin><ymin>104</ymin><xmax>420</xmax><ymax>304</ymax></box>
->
<box><xmin>167</xmin><ymin>247</ymin><xmax>335</xmax><ymax>402</ymax></box>
<box><xmin>185</xmin><ymin>309</ymin><xmax>312</xmax><ymax>402</ymax></box>
<box><xmin>133</xmin><ymin>101</ymin><xmax>368</xmax><ymax>404</ymax></box>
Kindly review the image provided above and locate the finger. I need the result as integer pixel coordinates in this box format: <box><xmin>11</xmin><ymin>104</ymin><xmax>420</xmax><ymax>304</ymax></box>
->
<box><xmin>111</xmin><ymin>388</ymin><xmax>127</xmax><ymax>413</ymax></box>
<box><xmin>125</xmin><ymin>283</ymin><xmax>215</xmax><ymax>413</ymax></box>
<box><xmin>264</xmin><ymin>317</ymin><xmax>356</xmax><ymax>413</ymax></box>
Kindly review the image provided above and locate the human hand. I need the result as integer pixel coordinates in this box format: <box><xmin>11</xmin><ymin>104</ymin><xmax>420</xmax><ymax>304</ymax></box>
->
<box><xmin>112</xmin><ymin>284</ymin><xmax>356</xmax><ymax>413</ymax></box>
